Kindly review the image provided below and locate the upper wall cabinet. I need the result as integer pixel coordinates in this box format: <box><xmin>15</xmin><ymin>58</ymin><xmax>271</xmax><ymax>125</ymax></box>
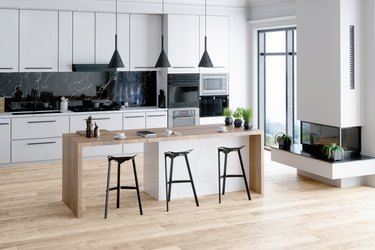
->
<box><xmin>19</xmin><ymin>10</ymin><xmax>58</xmax><ymax>72</ymax></box>
<box><xmin>297</xmin><ymin>0</ymin><xmax>362</xmax><ymax>128</ymax></box>
<box><xmin>165</xmin><ymin>14</ymin><xmax>200</xmax><ymax>73</ymax></box>
<box><xmin>199</xmin><ymin>15</ymin><xmax>229</xmax><ymax>73</ymax></box>
<box><xmin>96</xmin><ymin>13</ymin><xmax>130</xmax><ymax>71</ymax></box>
<box><xmin>73</xmin><ymin>12</ymin><xmax>95</xmax><ymax>64</ymax></box>
<box><xmin>59</xmin><ymin>11</ymin><xmax>73</xmax><ymax>72</ymax></box>
<box><xmin>130</xmin><ymin>14</ymin><xmax>161</xmax><ymax>71</ymax></box>
<box><xmin>0</xmin><ymin>9</ymin><xmax>18</xmax><ymax>72</ymax></box>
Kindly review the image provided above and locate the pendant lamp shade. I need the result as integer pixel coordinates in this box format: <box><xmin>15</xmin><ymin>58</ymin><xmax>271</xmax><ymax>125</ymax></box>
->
<box><xmin>155</xmin><ymin>0</ymin><xmax>171</xmax><ymax>68</ymax></box>
<box><xmin>199</xmin><ymin>0</ymin><xmax>213</xmax><ymax>68</ymax></box>
<box><xmin>108</xmin><ymin>0</ymin><xmax>125</xmax><ymax>69</ymax></box>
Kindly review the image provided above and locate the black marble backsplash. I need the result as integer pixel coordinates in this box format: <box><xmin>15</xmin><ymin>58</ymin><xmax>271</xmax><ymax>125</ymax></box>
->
<box><xmin>0</xmin><ymin>71</ymin><xmax>156</xmax><ymax>112</ymax></box>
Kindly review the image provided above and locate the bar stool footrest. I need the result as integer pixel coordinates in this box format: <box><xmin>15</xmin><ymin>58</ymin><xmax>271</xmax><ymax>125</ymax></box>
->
<box><xmin>221</xmin><ymin>174</ymin><xmax>245</xmax><ymax>178</ymax></box>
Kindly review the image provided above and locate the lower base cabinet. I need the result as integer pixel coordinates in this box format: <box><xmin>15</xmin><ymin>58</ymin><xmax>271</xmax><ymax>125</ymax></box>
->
<box><xmin>12</xmin><ymin>138</ymin><xmax>62</xmax><ymax>163</ymax></box>
<box><xmin>0</xmin><ymin>119</ymin><xmax>11</xmax><ymax>164</ymax></box>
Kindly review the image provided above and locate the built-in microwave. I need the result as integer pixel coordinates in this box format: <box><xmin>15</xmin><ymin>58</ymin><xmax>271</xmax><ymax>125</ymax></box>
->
<box><xmin>200</xmin><ymin>73</ymin><xmax>229</xmax><ymax>96</ymax></box>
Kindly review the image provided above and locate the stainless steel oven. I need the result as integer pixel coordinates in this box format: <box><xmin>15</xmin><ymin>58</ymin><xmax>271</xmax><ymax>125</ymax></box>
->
<box><xmin>199</xmin><ymin>95</ymin><xmax>228</xmax><ymax>117</ymax></box>
<box><xmin>168</xmin><ymin>108</ymin><xmax>200</xmax><ymax>127</ymax></box>
<box><xmin>168</xmin><ymin>74</ymin><xmax>199</xmax><ymax>108</ymax></box>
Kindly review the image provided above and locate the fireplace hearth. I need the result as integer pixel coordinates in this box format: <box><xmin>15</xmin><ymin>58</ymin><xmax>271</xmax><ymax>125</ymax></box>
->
<box><xmin>301</xmin><ymin>121</ymin><xmax>361</xmax><ymax>159</ymax></box>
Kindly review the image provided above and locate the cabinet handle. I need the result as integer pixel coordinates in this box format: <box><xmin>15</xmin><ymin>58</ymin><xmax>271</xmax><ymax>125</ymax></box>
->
<box><xmin>173</xmin><ymin>117</ymin><xmax>194</xmax><ymax>120</ymax></box>
<box><xmin>213</xmin><ymin>66</ymin><xmax>225</xmax><ymax>68</ymax></box>
<box><xmin>147</xmin><ymin>115</ymin><xmax>166</xmax><ymax>118</ymax></box>
<box><xmin>27</xmin><ymin>141</ymin><xmax>57</xmax><ymax>146</ymax></box>
<box><xmin>172</xmin><ymin>67</ymin><xmax>195</xmax><ymax>69</ymax></box>
<box><xmin>134</xmin><ymin>67</ymin><xmax>156</xmax><ymax>69</ymax></box>
<box><xmin>91</xmin><ymin>118</ymin><xmax>111</xmax><ymax>121</ymax></box>
<box><xmin>0</xmin><ymin>67</ymin><xmax>13</xmax><ymax>70</ymax></box>
<box><xmin>125</xmin><ymin>116</ymin><xmax>144</xmax><ymax>119</ymax></box>
<box><xmin>0</xmin><ymin>122</ymin><xmax>10</xmax><ymax>125</ymax></box>
<box><xmin>24</xmin><ymin>67</ymin><xmax>53</xmax><ymax>70</ymax></box>
<box><xmin>28</xmin><ymin>120</ymin><xmax>56</xmax><ymax>124</ymax></box>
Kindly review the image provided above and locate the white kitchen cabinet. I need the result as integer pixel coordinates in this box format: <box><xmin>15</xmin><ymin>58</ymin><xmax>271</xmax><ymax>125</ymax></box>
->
<box><xmin>12</xmin><ymin>138</ymin><xmax>62</xmax><ymax>163</ymax></box>
<box><xmin>0</xmin><ymin>119</ymin><xmax>11</xmax><ymax>164</ymax></box>
<box><xmin>297</xmin><ymin>0</ymin><xmax>362</xmax><ymax>128</ymax></box>
<box><xmin>73</xmin><ymin>12</ymin><xmax>95</xmax><ymax>64</ymax></box>
<box><xmin>130</xmin><ymin>14</ymin><xmax>161</xmax><ymax>71</ymax></box>
<box><xmin>166</xmin><ymin>14</ymin><xmax>200</xmax><ymax>73</ymax></box>
<box><xmin>70</xmin><ymin>113</ymin><xmax>123</xmax><ymax>157</ymax></box>
<box><xmin>59</xmin><ymin>11</ymin><xmax>73</xmax><ymax>72</ymax></box>
<box><xmin>96</xmin><ymin>13</ymin><xmax>130</xmax><ymax>71</ymax></box>
<box><xmin>199</xmin><ymin>15</ymin><xmax>229</xmax><ymax>72</ymax></box>
<box><xmin>19</xmin><ymin>10</ymin><xmax>58</xmax><ymax>72</ymax></box>
<box><xmin>12</xmin><ymin>116</ymin><xmax>69</xmax><ymax>140</ymax></box>
<box><xmin>146</xmin><ymin>111</ymin><xmax>167</xmax><ymax>129</ymax></box>
<box><xmin>0</xmin><ymin>9</ymin><xmax>18</xmax><ymax>72</ymax></box>
<box><xmin>123</xmin><ymin>112</ymin><xmax>146</xmax><ymax>154</ymax></box>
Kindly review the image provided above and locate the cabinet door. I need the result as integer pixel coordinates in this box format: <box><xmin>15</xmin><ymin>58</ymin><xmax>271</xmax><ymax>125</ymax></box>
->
<box><xmin>123</xmin><ymin>112</ymin><xmax>146</xmax><ymax>154</ymax></box>
<box><xmin>0</xmin><ymin>9</ymin><xmax>18</xmax><ymax>72</ymax></box>
<box><xmin>70</xmin><ymin>113</ymin><xmax>123</xmax><ymax>157</ymax></box>
<box><xmin>19</xmin><ymin>10</ymin><xmax>58</xmax><ymax>72</ymax></box>
<box><xmin>130</xmin><ymin>14</ymin><xmax>161</xmax><ymax>70</ymax></box>
<box><xmin>167</xmin><ymin>15</ymin><xmax>200</xmax><ymax>73</ymax></box>
<box><xmin>146</xmin><ymin>111</ymin><xmax>167</xmax><ymax>129</ymax></box>
<box><xmin>12</xmin><ymin>138</ymin><xmax>62</xmax><ymax>163</ymax></box>
<box><xmin>96</xmin><ymin>13</ymin><xmax>130</xmax><ymax>71</ymax></box>
<box><xmin>0</xmin><ymin>119</ymin><xmax>11</xmax><ymax>164</ymax></box>
<box><xmin>199</xmin><ymin>15</ymin><xmax>229</xmax><ymax>72</ymax></box>
<box><xmin>73</xmin><ymin>12</ymin><xmax>95</xmax><ymax>64</ymax></box>
<box><xmin>59</xmin><ymin>11</ymin><xmax>73</xmax><ymax>72</ymax></box>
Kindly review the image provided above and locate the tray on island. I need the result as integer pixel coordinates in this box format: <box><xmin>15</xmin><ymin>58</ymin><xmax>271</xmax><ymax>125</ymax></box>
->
<box><xmin>76</xmin><ymin>129</ymin><xmax>108</xmax><ymax>136</ymax></box>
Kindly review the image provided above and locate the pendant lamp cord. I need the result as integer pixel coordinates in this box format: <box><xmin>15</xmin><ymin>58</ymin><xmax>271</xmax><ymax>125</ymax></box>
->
<box><xmin>205</xmin><ymin>0</ymin><xmax>207</xmax><ymax>37</ymax></box>
<box><xmin>115</xmin><ymin>0</ymin><xmax>118</xmax><ymax>34</ymax></box>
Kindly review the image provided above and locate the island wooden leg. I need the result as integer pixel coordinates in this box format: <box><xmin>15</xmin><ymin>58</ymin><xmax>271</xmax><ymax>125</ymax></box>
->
<box><xmin>249</xmin><ymin>133</ymin><xmax>264</xmax><ymax>195</ymax></box>
<box><xmin>62</xmin><ymin>135</ymin><xmax>82</xmax><ymax>218</ymax></box>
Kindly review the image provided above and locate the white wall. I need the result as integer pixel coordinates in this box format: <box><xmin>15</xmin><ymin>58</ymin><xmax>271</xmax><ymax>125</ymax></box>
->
<box><xmin>247</xmin><ymin>0</ymin><xmax>296</xmax><ymax>21</ymax></box>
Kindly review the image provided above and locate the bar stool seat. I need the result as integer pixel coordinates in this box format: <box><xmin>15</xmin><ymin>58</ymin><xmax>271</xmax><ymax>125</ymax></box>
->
<box><xmin>104</xmin><ymin>155</ymin><xmax>143</xmax><ymax>219</ymax></box>
<box><xmin>164</xmin><ymin>149</ymin><xmax>199</xmax><ymax>211</ymax></box>
<box><xmin>218</xmin><ymin>145</ymin><xmax>251</xmax><ymax>203</ymax></box>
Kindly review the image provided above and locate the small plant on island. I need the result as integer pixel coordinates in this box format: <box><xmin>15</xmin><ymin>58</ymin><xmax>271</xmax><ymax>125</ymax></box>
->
<box><xmin>274</xmin><ymin>132</ymin><xmax>292</xmax><ymax>150</ymax></box>
<box><xmin>321</xmin><ymin>143</ymin><xmax>345</xmax><ymax>161</ymax></box>
<box><xmin>242</xmin><ymin>107</ymin><xmax>253</xmax><ymax>130</ymax></box>
<box><xmin>223</xmin><ymin>107</ymin><xmax>233</xmax><ymax>126</ymax></box>
<box><xmin>233</xmin><ymin>107</ymin><xmax>244</xmax><ymax>128</ymax></box>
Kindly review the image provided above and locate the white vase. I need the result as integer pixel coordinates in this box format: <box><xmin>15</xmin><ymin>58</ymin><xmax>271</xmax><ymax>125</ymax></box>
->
<box><xmin>60</xmin><ymin>101</ymin><xmax>68</xmax><ymax>111</ymax></box>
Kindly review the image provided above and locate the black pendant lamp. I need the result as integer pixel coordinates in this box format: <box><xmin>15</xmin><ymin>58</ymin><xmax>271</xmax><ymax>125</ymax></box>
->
<box><xmin>198</xmin><ymin>0</ymin><xmax>213</xmax><ymax>68</ymax></box>
<box><xmin>108</xmin><ymin>0</ymin><xmax>125</xmax><ymax>69</ymax></box>
<box><xmin>155</xmin><ymin>0</ymin><xmax>171</xmax><ymax>68</ymax></box>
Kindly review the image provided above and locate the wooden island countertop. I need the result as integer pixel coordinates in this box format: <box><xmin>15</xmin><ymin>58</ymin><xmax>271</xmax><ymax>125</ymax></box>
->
<box><xmin>62</xmin><ymin>124</ymin><xmax>264</xmax><ymax>218</ymax></box>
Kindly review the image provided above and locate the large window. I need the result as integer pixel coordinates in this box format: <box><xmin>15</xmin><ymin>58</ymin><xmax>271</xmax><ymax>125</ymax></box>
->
<box><xmin>258</xmin><ymin>27</ymin><xmax>299</xmax><ymax>147</ymax></box>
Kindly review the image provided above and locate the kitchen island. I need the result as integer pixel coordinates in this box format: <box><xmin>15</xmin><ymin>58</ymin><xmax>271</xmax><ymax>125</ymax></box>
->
<box><xmin>62</xmin><ymin>124</ymin><xmax>264</xmax><ymax>218</ymax></box>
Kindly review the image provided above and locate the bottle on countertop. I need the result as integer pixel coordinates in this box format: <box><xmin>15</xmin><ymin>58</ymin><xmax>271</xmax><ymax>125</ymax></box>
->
<box><xmin>86</xmin><ymin>116</ymin><xmax>93</xmax><ymax>138</ymax></box>
<box><xmin>94</xmin><ymin>122</ymin><xmax>100</xmax><ymax>137</ymax></box>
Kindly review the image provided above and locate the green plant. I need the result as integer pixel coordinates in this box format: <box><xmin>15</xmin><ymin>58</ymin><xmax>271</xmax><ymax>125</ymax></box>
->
<box><xmin>223</xmin><ymin>107</ymin><xmax>233</xmax><ymax>118</ymax></box>
<box><xmin>233</xmin><ymin>107</ymin><xmax>243</xmax><ymax>119</ymax></box>
<box><xmin>242</xmin><ymin>107</ymin><xmax>253</xmax><ymax>122</ymax></box>
<box><xmin>274</xmin><ymin>132</ymin><xmax>292</xmax><ymax>144</ymax></box>
<box><xmin>322</xmin><ymin>143</ymin><xmax>344</xmax><ymax>160</ymax></box>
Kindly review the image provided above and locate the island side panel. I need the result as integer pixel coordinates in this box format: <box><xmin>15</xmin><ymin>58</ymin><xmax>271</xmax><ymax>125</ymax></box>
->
<box><xmin>62</xmin><ymin>135</ymin><xmax>82</xmax><ymax>218</ymax></box>
<box><xmin>249</xmin><ymin>133</ymin><xmax>264</xmax><ymax>195</ymax></box>
<box><xmin>144</xmin><ymin>142</ymin><xmax>162</xmax><ymax>200</ymax></box>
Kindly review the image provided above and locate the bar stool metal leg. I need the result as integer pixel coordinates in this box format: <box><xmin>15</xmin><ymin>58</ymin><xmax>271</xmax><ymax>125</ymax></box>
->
<box><xmin>117</xmin><ymin>163</ymin><xmax>121</xmax><ymax>208</ymax></box>
<box><xmin>238</xmin><ymin>150</ymin><xmax>251</xmax><ymax>200</ymax></box>
<box><xmin>164</xmin><ymin>154</ymin><xmax>169</xmax><ymax>212</ymax></box>
<box><xmin>185</xmin><ymin>154</ymin><xmax>199</xmax><ymax>207</ymax></box>
<box><xmin>222</xmin><ymin>152</ymin><xmax>228</xmax><ymax>195</ymax></box>
<box><xmin>167</xmin><ymin>158</ymin><xmax>174</xmax><ymax>211</ymax></box>
<box><xmin>132</xmin><ymin>158</ymin><xmax>143</xmax><ymax>215</ymax></box>
<box><xmin>218</xmin><ymin>148</ymin><xmax>221</xmax><ymax>204</ymax></box>
<box><xmin>104</xmin><ymin>159</ymin><xmax>112</xmax><ymax>219</ymax></box>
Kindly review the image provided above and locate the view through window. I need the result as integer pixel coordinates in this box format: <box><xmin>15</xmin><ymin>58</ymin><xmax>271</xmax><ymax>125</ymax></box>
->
<box><xmin>258</xmin><ymin>27</ymin><xmax>299</xmax><ymax>147</ymax></box>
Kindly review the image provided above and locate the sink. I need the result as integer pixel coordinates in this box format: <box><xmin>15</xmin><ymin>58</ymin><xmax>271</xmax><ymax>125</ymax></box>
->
<box><xmin>12</xmin><ymin>110</ymin><xmax>62</xmax><ymax>115</ymax></box>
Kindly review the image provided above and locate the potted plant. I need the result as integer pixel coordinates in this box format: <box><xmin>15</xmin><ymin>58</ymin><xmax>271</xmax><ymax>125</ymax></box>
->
<box><xmin>233</xmin><ymin>107</ymin><xmax>243</xmax><ymax>128</ymax></box>
<box><xmin>321</xmin><ymin>143</ymin><xmax>345</xmax><ymax>161</ymax></box>
<box><xmin>242</xmin><ymin>107</ymin><xmax>253</xmax><ymax>130</ymax></box>
<box><xmin>274</xmin><ymin>132</ymin><xmax>292</xmax><ymax>150</ymax></box>
<box><xmin>223</xmin><ymin>107</ymin><xmax>233</xmax><ymax>126</ymax></box>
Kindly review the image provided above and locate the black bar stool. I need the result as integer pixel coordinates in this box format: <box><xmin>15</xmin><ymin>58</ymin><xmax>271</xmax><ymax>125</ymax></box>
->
<box><xmin>104</xmin><ymin>155</ymin><xmax>143</xmax><ymax>219</ymax></box>
<box><xmin>164</xmin><ymin>149</ymin><xmax>199</xmax><ymax>211</ymax></box>
<box><xmin>218</xmin><ymin>145</ymin><xmax>251</xmax><ymax>203</ymax></box>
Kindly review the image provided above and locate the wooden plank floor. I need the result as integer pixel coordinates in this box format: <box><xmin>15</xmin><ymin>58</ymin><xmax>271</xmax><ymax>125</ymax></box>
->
<box><xmin>1</xmin><ymin>151</ymin><xmax>375</xmax><ymax>249</ymax></box>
